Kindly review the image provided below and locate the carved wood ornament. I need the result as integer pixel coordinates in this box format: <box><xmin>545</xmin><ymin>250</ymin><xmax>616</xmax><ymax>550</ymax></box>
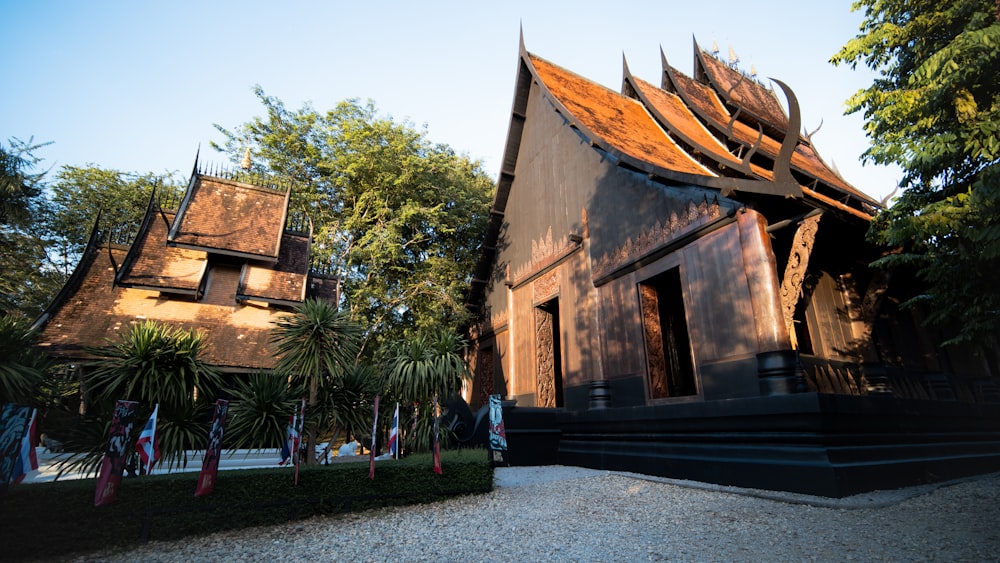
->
<box><xmin>779</xmin><ymin>214</ymin><xmax>822</xmax><ymax>348</ymax></box>
<box><xmin>534</xmin><ymin>307</ymin><xmax>557</xmax><ymax>408</ymax></box>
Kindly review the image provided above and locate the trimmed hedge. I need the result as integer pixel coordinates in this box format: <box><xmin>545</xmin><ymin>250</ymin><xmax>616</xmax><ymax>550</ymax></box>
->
<box><xmin>0</xmin><ymin>449</ymin><xmax>493</xmax><ymax>561</ymax></box>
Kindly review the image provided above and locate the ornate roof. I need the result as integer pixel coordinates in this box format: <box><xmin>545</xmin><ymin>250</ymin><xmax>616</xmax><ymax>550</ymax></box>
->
<box><xmin>467</xmin><ymin>36</ymin><xmax>881</xmax><ymax>311</ymax></box>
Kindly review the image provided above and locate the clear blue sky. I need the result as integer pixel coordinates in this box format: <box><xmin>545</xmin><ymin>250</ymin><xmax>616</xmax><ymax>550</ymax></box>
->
<box><xmin>2</xmin><ymin>1</ymin><xmax>900</xmax><ymax>201</ymax></box>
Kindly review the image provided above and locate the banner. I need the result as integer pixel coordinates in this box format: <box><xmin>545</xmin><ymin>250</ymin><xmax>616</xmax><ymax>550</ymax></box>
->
<box><xmin>294</xmin><ymin>398</ymin><xmax>305</xmax><ymax>486</ymax></box>
<box><xmin>432</xmin><ymin>394</ymin><xmax>442</xmax><ymax>475</ymax></box>
<box><xmin>94</xmin><ymin>400</ymin><xmax>139</xmax><ymax>507</ymax></box>
<box><xmin>194</xmin><ymin>399</ymin><xmax>229</xmax><ymax>497</ymax></box>
<box><xmin>488</xmin><ymin>394</ymin><xmax>509</xmax><ymax>466</ymax></box>
<box><xmin>368</xmin><ymin>395</ymin><xmax>380</xmax><ymax>480</ymax></box>
<box><xmin>0</xmin><ymin>405</ymin><xmax>37</xmax><ymax>488</ymax></box>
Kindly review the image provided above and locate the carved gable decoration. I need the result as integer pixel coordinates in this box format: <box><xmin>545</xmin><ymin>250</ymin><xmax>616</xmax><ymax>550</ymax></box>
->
<box><xmin>593</xmin><ymin>196</ymin><xmax>723</xmax><ymax>280</ymax></box>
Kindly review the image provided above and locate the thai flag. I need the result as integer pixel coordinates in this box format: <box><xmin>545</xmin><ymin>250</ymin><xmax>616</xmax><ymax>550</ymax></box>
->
<box><xmin>388</xmin><ymin>403</ymin><xmax>399</xmax><ymax>459</ymax></box>
<box><xmin>279</xmin><ymin>413</ymin><xmax>298</xmax><ymax>465</ymax></box>
<box><xmin>9</xmin><ymin>408</ymin><xmax>38</xmax><ymax>484</ymax></box>
<box><xmin>135</xmin><ymin>404</ymin><xmax>159</xmax><ymax>474</ymax></box>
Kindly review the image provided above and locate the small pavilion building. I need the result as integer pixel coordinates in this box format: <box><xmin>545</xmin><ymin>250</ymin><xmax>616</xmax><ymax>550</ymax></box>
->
<box><xmin>32</xmin><ymin>159</ymin><xmax>337</xmax><ymax>377</ymax></box>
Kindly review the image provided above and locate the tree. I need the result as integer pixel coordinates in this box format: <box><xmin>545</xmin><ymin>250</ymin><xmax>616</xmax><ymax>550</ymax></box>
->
<box><xmin>0</xmin><ymin>138</ymin><xmax>62</xmax><ymax>319</ymax></box>
<box><xmin>43</xmin><ymin>166</ymin><xmax>182</xmax><ymax>276</ymax></box>
<box><xmin>271</xmin><ymin>298</ymin><xmax>362</xmax><ymax>464</ymax></box>
<box><xmin>213</xmin><ymin>90</ymin><xmax>495</xmax><ymax>355</ymax></box>
<box><xmin>831</xmin><ymin>1</ymin><xmax>1000</xmax><ymax>345</ymax></box>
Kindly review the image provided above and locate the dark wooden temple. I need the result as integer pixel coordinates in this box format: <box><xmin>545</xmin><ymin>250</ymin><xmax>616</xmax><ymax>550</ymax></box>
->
<box><xmin>464</xmin><ymin>36</ymin><xmax>1000</xmax><ymax>497</ymax></box>
<box><xmin>32</xmin><ymin>157</ymin><xmax>338</xmax><ymax>374</ymax></box>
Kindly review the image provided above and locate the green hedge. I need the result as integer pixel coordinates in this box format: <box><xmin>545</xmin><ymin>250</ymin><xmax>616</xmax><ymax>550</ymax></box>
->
<box><xmin>0</xmin><ymin>449</ymin><xmax>493</xmax><ymax>561</ymax></box>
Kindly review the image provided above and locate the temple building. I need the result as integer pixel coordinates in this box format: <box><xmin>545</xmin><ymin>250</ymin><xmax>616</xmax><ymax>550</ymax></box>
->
<box><xmin>32</xmin><ymin>159</ymin><xmax>338</xmax><ymax>375</ymax></box>
<box><xmin>464</xmin><ymin>36</ymin><xmax>1000</xmax><ymax>496</ymax></box>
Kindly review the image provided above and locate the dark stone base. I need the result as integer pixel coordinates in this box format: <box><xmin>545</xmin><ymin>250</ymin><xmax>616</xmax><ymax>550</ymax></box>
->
<box><xmin>500</xmin><ymin>393</ymin><xmax>1000</xmax><ymax>497</ymax></box>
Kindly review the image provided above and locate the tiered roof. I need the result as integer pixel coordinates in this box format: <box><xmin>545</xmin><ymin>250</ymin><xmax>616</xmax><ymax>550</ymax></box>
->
<box><xmin>33</xmin><ymin>167</ymin><xmax>333</xmax><ymax>371</ymax></box>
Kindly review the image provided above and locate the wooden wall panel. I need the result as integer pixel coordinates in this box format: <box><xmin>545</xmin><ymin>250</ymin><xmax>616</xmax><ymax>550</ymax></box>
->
<box><xmin>511</xmin><ymin>285</ymin><xmax>535</xmax><ymax>399</ymax></box>
<box><xmin>598</xmin><ymin>272</ymin><xmax>643</xmax><ymax>380</ymax></box>
<box><xmin>682</xmin><ymin>225</ymin><xmax>756</xmax><ymax>363</ymax></box>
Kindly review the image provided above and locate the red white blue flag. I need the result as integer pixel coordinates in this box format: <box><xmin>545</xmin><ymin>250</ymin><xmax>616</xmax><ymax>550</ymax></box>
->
<box><xmin>388</xmin><ymin>402</ymin><xmax>399</xmax><ymax>459</ymax></box>
<box><xmin>9</xmin><ymin>407</ymin><xmax>39</xmax><ymax>485</ymax></box>
<box><xmin>135</xmin><ymin>404</ymin><xmax>159</xmax><ymax>474</ymax></box>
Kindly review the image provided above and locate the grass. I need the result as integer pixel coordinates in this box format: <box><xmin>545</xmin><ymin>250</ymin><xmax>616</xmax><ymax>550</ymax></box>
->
<box><xmin>0</xmin><ymin>449</ymin><xmax>493</xmax><ymax>561</ymax></box>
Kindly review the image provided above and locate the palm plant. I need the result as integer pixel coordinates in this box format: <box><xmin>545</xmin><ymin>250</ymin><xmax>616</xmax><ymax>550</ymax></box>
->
<box><xmin>226</xmin><ymin>371</ymin><xmax>301</xmax><ymax>451</ymax></box>
<box><xmin>0</xmin><ymin>316</ymin><xmax>48</xmax><ymax>405</ymax></box>
<box><xmin>271</xmin><ymin>298</ymin><xmax>361</xmax><ymax>464</ymax></box>
<box><xmin>58</xmin><ymin>320</ymin><xmax>225</xmax><ymax>473</ymax></box>
<box><xmin>386</xmin><ymin>329</ymin><xmax>470</xmax><ymax>453</ymax></box>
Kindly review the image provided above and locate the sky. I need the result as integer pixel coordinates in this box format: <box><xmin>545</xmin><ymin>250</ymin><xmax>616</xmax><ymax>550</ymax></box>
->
<box><xmin>2</xmin><ymin>1</ymin><xmax>900</xmax><ymax>202</ymax></box>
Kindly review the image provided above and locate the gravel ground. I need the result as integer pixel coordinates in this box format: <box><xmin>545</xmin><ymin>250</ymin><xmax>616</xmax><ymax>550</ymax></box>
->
<box><xmin>78</xmin><ymin>467</ymin><xmax>1000</xmax><ymax>562</ymax></box>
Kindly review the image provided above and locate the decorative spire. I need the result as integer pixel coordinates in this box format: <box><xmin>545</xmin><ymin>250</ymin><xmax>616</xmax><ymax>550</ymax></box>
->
<box><xmin>728</xmin><ymin>45</ymin><xmax>739</xmax><ymax>67</ymax></box>
<box><xmin>711</xmin><ymin>40</ymin><xmax>720</xmax><ymax>57</ymax></box>
<box><xmin>240</xmin><ymin>145</ymin><xmax>252</xmax><ymax>171</ymax></box>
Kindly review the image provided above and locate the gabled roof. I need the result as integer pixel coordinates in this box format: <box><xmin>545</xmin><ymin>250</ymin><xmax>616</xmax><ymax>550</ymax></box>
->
<box><xmin>694</xmin><ymin>42</ymin><xmax>790</xmax><ymax>132</ymax></box>
<box><xmin>529</xmin><ymin>53</ymin><xmax>714</xmax><ymax>177</ymax></box>
<box><xmin>237</xmin><ymin>232</ymin><xmax>311</xmax><ymax>306</ymax></box>
<box><xmin>116</xmin><ymin>197</ymin><xmax>207</xmax><ymax>295</ymax></box>
<box><xmin>168</xmin><ymin>174</ymin><xmax>290</xmax><ymax>261</ymax></box>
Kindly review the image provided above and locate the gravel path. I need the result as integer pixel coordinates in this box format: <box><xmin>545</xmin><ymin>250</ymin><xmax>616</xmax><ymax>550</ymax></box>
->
<box><xmin>79</xmin><ymin>468</ymin><xmax>1000</xmax><ymax>562</ymax></box>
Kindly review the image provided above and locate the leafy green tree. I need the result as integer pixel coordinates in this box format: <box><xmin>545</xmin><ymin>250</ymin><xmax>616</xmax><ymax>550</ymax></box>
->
<box><xmin>43</xmin><ymin>166</ymin><xmax>182</xmax><ymax>276</ymax></box>
<box><xmin>0</xmin><ymin>138</ymin><xmax>63</xmax><ymax>319</ymax></box>
<box><xmin>271</xmin><ymin>298</ymin><xmax>362</xmax><ymax>464</ymax></box>
<box><xmin>832</xmin><ymin>1</ymin><xmax>1000</xmax><ymax>345</ymax></box>
<box><xmin>214</xmin><ymin>90</ymin><xmax>495</xmax><ymax>355</ymax></box>
<box><xmin>385</xmin><ymin>330</ymin><xmax>470</xmax><ymax>453</ymax></box>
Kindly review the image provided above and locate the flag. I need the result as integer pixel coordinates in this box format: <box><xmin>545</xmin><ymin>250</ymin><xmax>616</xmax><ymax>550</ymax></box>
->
<box><xmin>195</xmin><ymin>399</ymin><xmax>229</xmax><ymax>497</ymax></box>
<box><xmin>432</xmin><ymin>394</ymin><xmax>442</xmax><ymax>475</ymax></box>
<box><xmin>135</xmin><ymin>404</ymin><xmax>159</xmax><ymax>475</ymax></box>
<box><xmin>94</xmin><ymin>400</ymin><xmax>139</xmax><ymax>507</ymax></box>
<box><xmin>388</xmin><ymin>402</ymin><xmax>399</xmax><ymax>459</ymax></box>
<box><xmin>279</xmin><ymin>413</ymin><xmax>298</xmax><ymax>466</ymax></box>
<box><xmin>9</xmin><ymin>408</ymin><xmax>39</xmax><ymax>485</ymax></box>
<box><xmin>368</xmin><ymin>395</ymin><xmax>380</xmax><ymax>479</ymax></box>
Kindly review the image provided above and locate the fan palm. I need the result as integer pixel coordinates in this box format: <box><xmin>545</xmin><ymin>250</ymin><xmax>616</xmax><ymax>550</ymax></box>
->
<box><xmin>271</xmin><ymin>298</ymin><xmax>361</xmax><ymax>463</ymax></box>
